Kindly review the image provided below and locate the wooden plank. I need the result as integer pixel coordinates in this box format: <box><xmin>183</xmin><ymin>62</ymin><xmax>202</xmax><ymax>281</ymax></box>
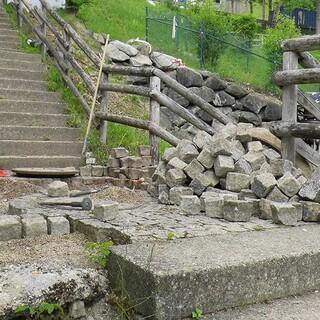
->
<box><xmin>297</xmin><ymin>90</ymin><xmax>320</xmax><ymax>120</ymax></box>
<box><xmin>149</xmin><ymin>76</ymin><xmax>161</xmax><ymax>165</ymax></box>
<box><xmin>282</xmin><ymin>51</ymin><xmax>298</xmax><ymax>164</ymax></box>
<box><xmin>12</xmin><ymin>167</ymin><xmax>78</xmax><ymax>177</ymax></box>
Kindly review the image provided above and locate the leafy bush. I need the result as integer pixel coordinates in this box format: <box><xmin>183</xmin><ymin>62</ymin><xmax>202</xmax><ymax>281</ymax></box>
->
<box><xmin>66</xmin><ymin>0</ymin><xmax>87</xmax><ymax>9</ymax></box>
<box><xmin>15</xmin><ymin>303</ymin><xmax>64</xmax><ymax>319</ymax></box>
<box><xmin>231</xmin><ymin>15</ymin><xmax>258</xmax><ymax>40</ymax></box>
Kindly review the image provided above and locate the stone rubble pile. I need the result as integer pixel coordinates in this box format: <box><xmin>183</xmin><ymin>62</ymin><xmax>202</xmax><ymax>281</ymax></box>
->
<box><xmin>149</xmin><ymin>122</ymin><xmax>320</xmax><ymax>226</ymax></box>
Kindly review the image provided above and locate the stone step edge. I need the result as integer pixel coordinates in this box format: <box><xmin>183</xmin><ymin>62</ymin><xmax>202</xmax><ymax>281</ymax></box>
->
<box><xmin>0</xmin><ymin>112</ymin><xmax>68</xmax><ymax>117</ymax></box>
<box><xmin>0</xmin><ymin>99</ymin><xmax>64</xmax><ymax>105</ymax></box>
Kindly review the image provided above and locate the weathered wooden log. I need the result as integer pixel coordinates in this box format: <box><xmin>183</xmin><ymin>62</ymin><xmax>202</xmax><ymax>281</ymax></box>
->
<box><xmin>282</xmin><ymin>34</ymin><xmax>320</xmax><ymax>52</ymax></box>
<box><xmin>273</xmin><ymin>67</ymin><xmax>320</xmax><ymax>86</ymax></box>
<box><xmin>95</xmin><ymin>112</ymin><xmax>180</xmax><ymax>146</ymax></box>
<box><xmin>298</xmin><ymin>52</ymin><xmax>320</xmax><ymax>69</ymax></box>
<box><xmin>270</xmin><ymin>121</ymin><xmax>320</xmax><ymax>138</ymax></box>
<box><xmin>296</xmin><ymin>138</ymin><xmax>320</xmax><ymax>166</ymax></box>
<box><xmin>99</xmin><ymin>83</ymin><xmax>151</xmax><ymax>97</ymax></box>
<box><xmin>150</xmin><ymin>90</ymin><xmax>215</xmax><ymax>135</ymax></box>
<box><xmin>99</xmin><ymin>73</ymin><xmax>109</xmax><ymax>144</ymax></box>
<box><xmin>103</xmin><ymin>65</ymin><xmax>154</xmax><ymax>77</ymax></box>
<box><xmin>298</xmin><ymin>90</ymin><xmax>320</xmax><ymax>120</ymax></box>
<box><xmin>153</xmin><ymin>69</ymin><xmax>233</xmax><ymax>125</ymax></box>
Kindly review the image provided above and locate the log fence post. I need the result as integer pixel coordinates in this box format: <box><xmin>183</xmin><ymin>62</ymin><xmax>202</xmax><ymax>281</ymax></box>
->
<box><xmin>17</xmin><ymin>0</ymin><xmax>22</xmax><ymax>29</ymax></box>
<box><xmin>99</xmin><ymin>72</ymin><xmax>109</xmax><ymax>144</ymax></box>
<box><xmin>149</xmin><ymin>76</ymin><xmax>161</xmax><ymax>165</ymax></box>
<box><xmin>40</xmin><ymin>2</ymin><xmax>47</xmax><ymax>61</ymax></box>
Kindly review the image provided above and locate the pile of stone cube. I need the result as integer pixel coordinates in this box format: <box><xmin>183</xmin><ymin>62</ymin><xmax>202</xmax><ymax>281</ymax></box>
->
<box><xmin>150</xmin><ymin>123</ymin><xmax>320</xmax><ymax>226</ymax></box>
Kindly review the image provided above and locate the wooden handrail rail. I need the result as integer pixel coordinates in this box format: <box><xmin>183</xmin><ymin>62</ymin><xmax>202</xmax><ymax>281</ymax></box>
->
<box><xmin>273</xmin><ymin>67</ymin><xmax>320</xmax><ymax>86</ymax></box>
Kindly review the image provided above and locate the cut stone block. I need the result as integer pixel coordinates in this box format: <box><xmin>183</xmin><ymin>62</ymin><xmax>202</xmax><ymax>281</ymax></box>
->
<box><xmin>214</xmin><ymin>155</ymin><xmax>234</xmax><ymax>178</ymax></box>
<box><xmin>259</xmin><ymin>162</ymin><xmax>271</xmax><ymax>174</ymax></box>
<box><xmin>292</xmin><ymin>202</ymin><xmax>303</xmax><ymax>222</ymax></box>
<box><xmin>209</xmin><ymin>138</ymin><xmax>232</xmax><ymax>157</ymax></box>
<box><xmin>184</xmin><ymin>159</ymin><xmax>204</xmax><ymax>179</ymax></box>
<box><xmin>200</xmin><ymin>191</ymin><xmax>218</xmax><ymax>211</ymax></box>
<box><xmin>223</xmin><ymin>200</ymin><xmax>252</xmax><ymax>222</ymax></box>
<box><xmin>176</xmin><ymin>66</ymin><xmax>203</xmax><ymax>87</ymax></box>
<box><xmin>297</xmin><ymin>175</ymin><xmax>307</xmax><ymax>186</ymax></box>
<box><xmin>205</xmin><ymin>197</ymin><xmax>224</xmax><ymax>218</ymax></box>
<box><xmin>189</xmin><ymin>173</ymin><xmax>211</xmax><ymax>195</ymax></box>
<box><xmin>127</xmin><ymin>156</ymin><xmax>143</xmax><ymax>168</ymax></box>
<box><xmin>197</xmin><ymin>148</ymin><xmax>214</xmax><ymax>169</ymax></box>
<box><xmin>299</xmin><ymin>168</ymin><xmax>320</xmax><ymax>202</ymax></box>
<box><xmin>271</xmin><ymin>202</ymin><xmax>297</xmax><ymax>226</ymax></box>
<box><xmin>251</xmin><ymin>173</ymin><xmax>277</xmax><ymax>198</ymax></box>
<box><xmin>111</xmin><ymin>147</ymin><xmax>129</xmax><ymax>159</ymax></box>
<box><xmin>245</xmin><ymin>198</ymin><xmax>261</xmax><ymax>217</ymax></box>
<box><xmin>263</xmin><ymin>148</ymin><xmax>281</xmax><ymax>161</ymax></box>
<box><xmin>176</xmin><ymin>140</ymin><xmax>199</xmax><ymax>164</ymax></box>
<box><xmin>152</xmin><ymin>161</ymin><xmax>167</xmax><ymax>184</ymax></box>
<box><xmin>92</xmin><ymin>165</ymin><xmax>104</xmax><ymax>177</ymax></box>
<box><xmin>259</xmin><ymin>199</ymin><xmax>273</xmax><ymax>220</ymax></box>
<box><xmin>107</xmin><ymin>157</ymin><xmax>120</xmax><ymax>168</ymax></box>
<box><xmin>119</xmin><ymin>157</ymin><xmax>130</xmax><ymax>168</ymax></box>
<box><xmin>139</xmin><ymin>145</ymin><xmax>151</xmax><ymax>156</ymax></box>
<box><xmin>277</xmin><ymin>173</ymin><xmax>301</xmax><ymax>197</ymax></box>
<box><xmin>235</xmin><ymin>123</ymin><xmax>254</xmax><ymax>143</ymax></box>
<box><xmin>193</xmin><ymin>130</ymin><xmax>212</xmax><ymax>150</ymax></box>
<box><xmin>247</xmin><ymin>141</ymin><xmax>263</xmax><ymax>152</ymax></box>
<box><xmin>141</xmin><ymin>156</ymin><xmax>152</xmax><ymax>167</ymax></box>
<box><xmin>47</xmin><ymin>181</ymin><xmax>69</xmax><ymax>197</ymax></box>
<box><xmin>94</xmin><ymin>201</ymin><xmax>119</xmax><ymax>221</ymax></box>
<box><xmin>169</xmin><ymin>186</ymin><xmax>194</xmax><ymax>205</ymax></box>
<box><xmin>266</xmin><ymin>186</ymin><xmax>289</xmax><ymax>203</ymax></box>
<box><xmin>162</xmin><ymin>147</ymin><xmax>177</xmax><ymax>162</ymax></box>
<box><xmin>80</xmin><ymin>166</ymin><xmax>92</xmax><ymax>177</ymax></box>
<box><xmin>243</xmin><ymin>151</ymin><xmax>266</xmax><ymax>171</ymax></box>
<box><xmin>270</xmin><ymin>159</ymin><xmax>293</xmax><ymax>178</ymax></box>
<box><xmin>230</xmin><ymin>140</ymin><xmax>246</xmax><ymax>161</ymax></box>
<box><xmin>166</xmin><ymin>168</ymin><xmax>187</xmax><ymax>188</ymax></box>
<box><xmin>301</xmin><ymin>201</ymin><xmax>320</xmax><ymax>222</ymax></box>
<box><xmin>180</xmin><ymin>195</ymin><xmax>201</xmax><ymax>215</ymax></box>
<box><xmin>239</xmin><ymin>189</ymin><xmax>257</xmax><ymax>200</ymax></box>
<box><xmin>291</xmin><ymin>167</ymin><xmax>304</xmax><ymax>179</ymax></box>
<box><xmin>47</xmin><ymin>216</ymin><xmax>70</xmax><ymax>235</ymax></box>
<box><xmin>0</xmin><ymin>215</ymin><xmax>22</xmax><ymax>241</ymax></box>
<box><xmin>234</xmin><ymin>158</ymin><xmax>252</xmax><ymax>175</ymax></box>
<box><xmin>226</xmin><ymin>172</ymin><xmax>250</xmax><ymax>192</ymax></box>
<box><xmin>69</xmin><ymin>300</ymin><xmax>86</xmax><ymax>319</ymax></box>
<box><xmin>203</xmin><ymin>170</ymin><xmax>219</xmax><ymax>187</ymax></box>
<box><xmin>22</xmin><ymin>215</ymin><xmax>48</xmax><ymax>238</ymax></box>
<box><xmin>167</xmin><ymin>157</ymin><xmax>187</xmax><ymax>171</ymax></box>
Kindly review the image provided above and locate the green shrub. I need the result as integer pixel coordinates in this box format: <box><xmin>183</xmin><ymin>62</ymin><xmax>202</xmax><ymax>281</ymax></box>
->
<box><xmin>231</xmin><ymin>15</ymin><xmax>258</xmax><ymax>40</ymax></box>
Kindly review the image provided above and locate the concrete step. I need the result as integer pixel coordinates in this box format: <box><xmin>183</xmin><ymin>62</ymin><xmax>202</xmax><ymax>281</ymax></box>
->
<box><xmin>0</xmin><ymin>155</ymin><xmax>81</xmax><ymax>169</ymax></box>
<box><xmin>0</xmin><ymin>28</ymin><xmax>18</xmax><ymax>36</ymax></box>
<box><xmin>109</xmin><ymin>225</ymin><xmax>320</xmax><ymax>320</ymax></box>
<box><xmin>0</xmin><ymin>34</ymin><xmax>19</xmax><ymax>42</ymax></box>
<box><xmin>0</xmin><ymin>40</ymin><xmax>19</xmax><ymax>50</ymax></box>
<box><xmin>0</xmin><ymin>88</ymin><xmax>61</xmax><ymax>103</ymax></box>
<box><xmin>0</xmin><ymin>126</ymin><xmax>81</xmax><ymax>141</ymax></box>
<box><xmin>0</xmin><ymin>58</ymin><xmax>46</xmax><ymax>72</ymax></box>
<box><xmin>0</xmin><ymin>140</ymin><xmax>82</xmax><ymax>156</ymax></box>
<box><xmin>0</xmin><ymin>100</ymin><xmax>66</xmax><ymax>114</ymax></box>
<box><xmin>0</xmin><ymin>22</ymin><xmax>12</xmax><ymax>29</ymax></box>
<box><xmin>0</xmin><ymin>49</ymin><xmax>41</xmax><ymax>62</ymax></box>
<box><xmin>0</xmin><ymin>67</ymin><xmax>46</xmax><ymax>81</ymax></box>
<box><xmin>0</xmin><ymin>112</ymin><xmax>68</xmax><ymax>127</ymax></box>
<box><xmin>0</xmin><ymin>78</ymin><xmax>47</xmax><ymax>91</ymax></box>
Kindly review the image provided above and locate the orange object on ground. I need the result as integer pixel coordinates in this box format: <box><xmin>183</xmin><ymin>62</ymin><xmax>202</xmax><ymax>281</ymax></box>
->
<box><xmin>0</xmin><ymin>170</ymin><xmax>10</xmax><ymax>177</ymax></box>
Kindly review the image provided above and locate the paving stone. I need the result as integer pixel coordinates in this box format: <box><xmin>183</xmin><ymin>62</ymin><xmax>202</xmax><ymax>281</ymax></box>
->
<box><xmin>141</xmin><ymin>156</ymin><xmax>153</xmax><ymax>167</ymax></box>
<box><xmin>80</xmin><ymin>166</ymin><xmax>92</xmax><ymax>177</ymax></box>
<box><xmin>245</xmin><ymin>198</ymin><xmax>261</xmax><ymax>217</ymax></box>
<box><xmin>247</xmin><ymin>141</ymin><xmax>264</xmax><ymax>152</ymax></box>
<box><xmin>8</xmin><ymin>197</ymin><xmax>38</xmax><ymax>215</ymax></box>
<box><xmin>230</xmin><ymin>140</ymin><xmax>246</xmax><ymax>161</ymax></box>
<box><xmin>299</xmin><ymin>168</ymin><xmax>320</xmax><ymax>202</ymax></box>
<box><xmin>193</xmin><ymin>130</ymin><xmax>212</xmax><ymax>150</ymax></box>
<box><xmin>297</xmin><ymin>175</ymin><xmax>307</xmax><ymax>186</ymax></box>
<box><xmin>138</xmin><ymin>145</ymin><xmax>151</xmax><ymax>156</ymax></box>
<box><xmin>22</xmin><ymin>215</ymin><xmax>48</xmax><ymax>238</ymax></box>
<box><xmin>176</xmin><ymin>140</ymin><xmax>199</xmax><ymax>164</ymax></box>
<box><xmin>107</xmin><ymin>157</ymin><xmax>120</xmax><ymax>168</ymax></box>
<box><xmin>47</xmin><ymin>181</ymin><xmax>69</xmax><ymax>197</ymax></box>
<box><xmin>128</xmin><ymin>156</ymin><xmax>143</xmax><ymax>168</ymax></box>
<box><xmin>234</xmin><ymin>158</ymin><xmax>253</xmax><ymax>175</ymax></box>
<box><xmin>152</xmin><ymin>161</ymin><xmax>167</xmax><ymax>183</ymax></box>
<box><xmin>197</xmin><ymin>148</ymin><xmax>214</xmax><ymax>169</ymax></box>
<box><xmin>162</xmin><ymin>148</ymin><xmax>177</xmax><ymax>162</ymax></box>
<box><xmin>94</xmin><ymin>201</ymin><xmax>119</xmax><ymax>221</ymax></box>
<box><xmin>219</xmin><ymin>178</ymin><xmax>226</xmax><ymax>189</ymax></box>
<box><xmin>180</xmin><ymin>195</ymin><xmax>201</xmax><ymax>215</ymax></box>
<box><xmin>291</xmin><ymin>167</ymin><xmax>304</xmax><ymax>179</ymax></box>
<box><xmin>166</xmin><ymin>168</ymin><xmax>187</xmax><ymax>188</ymax></box>
<box><xmin>271</xmin><ymin>202</ymin><xmax>297</xmax><ymax>226</ymax></box>
<box><xmin>209</xmin><ymin>138</ymin><xmax>232</xmax><ymax>157</ymax></box>
<box><xmin>259</xmin><ymin>162</ymin><xmax>271</xmax><ymax>174</ymax></box>
<box><xmin>239</xmin><ymin>189</ymin><xmax>257</xmax><ymax>200</ymax></box>
<box><xmin>200</xmin><ymin>192</ymin><xmax>218</xmax><ymax>211</ymax></box>
<box><xmin>203</xmin><ymin>170</ymin><xmax>219</xmax><ymax>187</ymax></box>
<box><xmin>69</xmin><ymin>300</ymin><xmax>86</xmax><ymax>319</ymax></box>
<box><xmin>259</xmin><ymin>199</ymin><xmax>273</xmax><ymax>220</ymax></box>
<box><xmin>0</xmin><ymin>215</ymin><xmax>21</xmax><ymax>241</ymax></box>
<box><xmin>223</xmin><ymin>200</ymin><xmax>252</xmax><ymax>222</ymax></box>
<box><xmin>214</xmin><ymin>155</ymin><xmax>234</xmax><ymax>178</ymax></box>
<box><xmin>219</xmin><ymin>123</ymin><xmax>238</xmax><ymax>140</ymax></box>
<box><xmin>167</xmin><ymin>157</ymin><xmax>187</xmax><ymax>171</ymax></box>
<box><xmin>111</xmin><ymin>147</ymin><xmax>129</xmax><ymax>159</ymax></box>
<box><xmin>169</xmin><ymin>186</ymin><xmax>194</xmax><ymax>205</ymax></box>
<box><xmin>236</xmin><ymin>123</ymin><xmax>253</xmax><ymax>143</ymax></box>
<box><xmin>292</xmin><ymin>202</ymin><xmax>303</xmax><ymax>222</ymax></box>
<box><xmin>189</xmin><ymin>173</ymin><xmax>211</xmax><ymax>195</ymax></box>
<box><xmin>158</xmin><ymin>189</ymin><xmax>170</xmax><ymax>205</ymax></box>
<box><xmin>92</xmin><ymin>165</ymin><xmax>104</xmax><ymax>177</ymax></box>
<box><xmin>251</xmin><ymin>173</ymin><xmax>277</xmax><ymax>198</ymax></box>
<box><xmin>47</xmin><ymin>216</ymin><xmax>70</xmax><ymax>235</ymax></box>
<box><xmin>184</xmin><ymin>159</ymin><xmax>205</xmax><ymax>179</ymax></box>
<box><xmin>301</xmin><ymin>201</ymin><xmax>320</xmax><ymax>222</ymax></box>
<box><xmin>277</xmin><ymin>173</ymin><xmax>301</xmax><ymax>197</ymax></box>
<box><xmin>243</xmin><ymin>151</ymin><xmax>266</xmax><ymax>171</ymax></box>
<box><xmin>266</xmin><ymin>186</ymin><xmax>289</xmax><ymax>202</ymax></box>
<box><xmin>226</xmin><ymin>172</ymin><xmax>251</xmax><ymax>192</ymax></box>
<box><xmin>119</xmin><ymin>157</ymin><xmax>130</xmax><ymax>168</ymax></box>
<box><xmin>263</xmin><ymin>148</ymin><xmax>281</xmax><ymax>161</ymax></box>
<box><xmin>205</xmin><ymin>197</ymin><xmax>224</xmax><ymax>218</ymax></box>
<box><xmin>270</xmin><ymin>159</ymin><xmax>293</xmax><ymax>178</ymax></box>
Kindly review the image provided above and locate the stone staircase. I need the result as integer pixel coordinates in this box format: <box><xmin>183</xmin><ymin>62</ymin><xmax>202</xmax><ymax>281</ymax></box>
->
<box><xmin>0</xmin><ymin>5</ymin><xmax>82</xmax><ymax>169</ymax></box>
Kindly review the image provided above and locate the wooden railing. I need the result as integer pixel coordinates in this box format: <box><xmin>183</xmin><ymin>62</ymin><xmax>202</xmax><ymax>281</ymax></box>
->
<box><xmin>6</xmin><ymin>0</ymin><xmax>233</xmax><ymax>165</ymax></box>
<box><xmin>272</xmin><ymin>35</ymin><xmax>320</xmax><ymax>167</ymax></box>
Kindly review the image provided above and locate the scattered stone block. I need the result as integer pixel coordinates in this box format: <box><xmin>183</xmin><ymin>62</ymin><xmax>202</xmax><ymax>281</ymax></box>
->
<box><xmin>223</xmin><ymin>200</ymin><xmax>252</xmax><ymax>222</ymax></box>
<box><xmin>271</xmin><ymin>202</ymin><xmax>297</xmax><ymax>226</ymax></box>
<box><xmin>94</xmin><ymin>201</ymin><xmax>119</xmax><ymax>221</ymax></box>
<box><xmin>169</xmin><ymin>186</ymin><xmax>194</xmax><ymax>205</ymax></box>
<box><xmin>162</xmin><ymin>148</ymin><xmax>177</xmax><ymax>162</ymax></box>
<box><xmin>226</xmin><ymin>172</ymin><xmax>251</xmax><ymax>192</ymax></box>
<box><xmin>251</xmin><ymin>173</ymin><xmax>277</xmax><ymax>198</ymax></box>
<box><xmin>209</xmin><ymin>138</ymin><xmax>232</xmax><ymax>157</ymax></box>
<box><xmin>22</xmin><ymin>215</ymin><xmax>48</xmax><ymax>238</ymax></box>
<box><xmin>239</xmin><ymin>189</ymin><xmax>257</xmax><ymax>200</ymax></box>
<box><xmin>106</xmin><ymin>43</ymin><xmax>130</xmax><ymax>61</ymax></box>
<box><xmin>270</xmin><ymin>159</ymin><xmax>293</xmax><ymax>178</ymax></box>
<box><xmin>166</xmin><ymin>168</ymin><xmax>187</xmax><ymax>188</ymax></box>
<box><xmin>277</xmin><ymin>173</ymin><xmax>301</xmax><ymax>197</ymax></box>
<box><xmin>126</xmin><ymin>168</ymin><xmax>141</xmax><ymax>180</ymax></box>
<box><xmin>152</xmin><ymin>161</ymin><xmax>167</xmax><ymax>184</ymax></box>
<box><xmin>259</xmin><ymin>199</ymin><xmax>273</xmax><ymax>220</ymax></box>
<box><xmin>297</xmin><ymin>175</ymin><xmax>307</xmax><ymax>186</ymax></box>
<box><xmin>176</xmin><ymin>66</ymin><xmax>203</xmax><ymax>87</ymax></box>
<box><xmin>219</xmin><ymin>178</ymin><xmax>226</xmax><ymax>189</ymax></box>
<box><xmin>301</xmin><ymin>201</ymin><xmax>320</xmax><ymax>222</ymax></box>
<box><xmin>203</xmin><ymin>170</ymin><xmax>219</xmax><ymax>187</ymax></box>
<box><xmin>176</xmin><ymin>140</ymin><xmax>199</xmax><ymax>164</ymax></box>
<box><xmin>189</xmin><ymin>173</ymin><xmax>211</xmax><ymax>195</ymax></box>
<box><xmin>141</xmin><ymin>156</ymin><xmax>153</xmax><ymax>167</ymax></box>
<box><xmin>200</xmin><ymin>192</ymin><xmax>216</xmax><ymax>211</ymax></box>
<box><xmin>107</xmin><ymin>157</ymin><xmax>120</xmax><ymax>168</ymax></box>
<box><xmin>292</xmin><ymin>202</ymin><xmax>303</xmax><ymax>221</ymax></box>
<box><xmin>205</xmin><ymin>197</ymin><xmax>224</xmax><ymax>218</ymax></box>
<box><xmin>247</xmin><ymin>141</ymin><xmax>263</xmax><ymax>152</ymax></box>
<box><xmin>243</xmin><ymin>151</ymin><xmax>266</xmax><ymax>171</ymax></box>
<box><xmin>158</xmin><ymin>184</ymin><xmax>170</xmax><ymax>205</ymax></box>
<box><xmin>230</xmin><ymin>140</ymin><xmax>246</xmax><ymax>161</ymax></box>
<box><xmin>291</xmin><ymin>167</ymin><xmax>304</xmax><ymax>179</ymax></box>
<box><xmin>197</xmin><ymin>148</ymin><xmax>214</xmax><ymax>169</ymax></box>
<box><xmin>214</xmin><ymin>155</ymin><xmax>234</xmax><ymax>178</ymax></box>
<box><xmin>266</xmin><ymin>186</ymin><xmax>289</xmax><ymax>202</ymax></box>
<box><xmin>189</xmin><ymin>86</ymin><xmax>216</xmax><ymax>103</ymax></box>
<box><xmin>0</xmin><ymin>215</ymin><xmax>21</xmax><ymax>241</ymax></box>
<box><xmin>120</xmin><ymin>157</ymin><xmax>130</xmax><ymax>168</ymax></box>
<box><xmin>108</xmin><ymin>168</ymin><xmax>120</xmax><ymax>178</ymax></box>
<box><xmin>138</xmin><ymin>145</ymin><xmax>151</xmax><ymax>156</ymax></box>
<box><xmin>234</xmin><ymin>158</ymin><xmax>252</xmax><ymax>175</ymax></box>
<box><xmin>92</xmin><ymin>166</ymin><xmax>104</xmax><ymax>177</ymax></box>
<box><xmin>180</xmin><ymin>195</ymin><xmax>201</xmax><ymax>215</ymax></box>
<box><xmin>167</xmin><ymin>157</ymin><xmax>187</xmax><ymax>171</ymax></box>
<box><xmin>111</xmin><ymin>147</ymin><xmax>129</xmax><ymax>159</ymax></box>
<box><xmin>69</xmin><ymin>300</ymin><xmax>86</xmax><ymax>319</ymax></box>
<box><xmin>47</xmin><ymin>181</ymin><xmax>69</xmax><ymax>197</ymax></box>
<box><xmin>128</xmin><ymin>156</ymin><xmax>143</xmax><ymax>168</ymax></box>
<box><xmin>259</xmin><ymin>162</ymin><xmax>271</xmax><ymax>174</ymax></box>
<box><xmin>299</xmin><ymin>168</ymin><xmax>320</xmax><ymax>202</ymax></box>
<box><xmin>245</xmin><ymin>198</ymin><xmax>261</xmax><ymax>217</ymax></box>
<box><xmin>193</xmin><ymin>130</ymin><xmax>212</xmax><ymax>149</ymax></box>
<box><xmin>150</xmin><ymin>51</ymin><xmax>180</xmax><ymax>70</ymax></box>
<box><xmin>184</xmin><ymin>159</ymin><xmax>205</xmax><ymax>179</ymax></box>
<box><xmin>225</xmin><ymin>84</ymin><xmax>249</xmax><ymax>99</ymax></box>
<box><xmin>216</xmin><ymin>91</ymin><xmax>236</xmax><ymax>106</ymax></box>
<box><xmin>263</xmin><ymin>148</ymin><xmax>281</xmax><ymax>161</ymax></box>
<box><xmin>47</xmin><ymin>217</ymin><xmax>70</xmax><ymax>235</ymax></box>
<box><xmin>204</xmin><ymin>74</ymin><xmax>227</xmax><ymax>91</ymax></box>
<box><xmin>236</xmin><ymin>123</ymin><xmax>253</xmax><ymax>143</ymax></box>
<box><xmin>80</xmin><ymin>166</ymin><xmax>92</xmax><ymax>177</ymax></box>
<box><xmin>240</xmin><ymin>92</ymin><xmax>267</xmax><ymax>114</ymax></box>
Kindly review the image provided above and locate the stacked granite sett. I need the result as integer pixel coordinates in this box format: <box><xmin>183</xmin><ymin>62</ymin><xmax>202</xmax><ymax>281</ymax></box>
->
<box><xmin>151</xmin><ymin>123</ymin><xmax>320</xmax><ymax>226</ymax></box>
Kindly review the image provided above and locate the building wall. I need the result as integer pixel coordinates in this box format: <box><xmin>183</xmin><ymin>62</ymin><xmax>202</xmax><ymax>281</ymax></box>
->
<box><xmin>217</xmin><ymin>0</ymin><xmax>249</xmax><ymax>14</ymax></box>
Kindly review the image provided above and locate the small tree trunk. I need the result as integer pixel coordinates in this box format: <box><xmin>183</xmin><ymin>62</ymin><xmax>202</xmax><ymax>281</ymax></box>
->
<box><xmin>249</xmin><ymin>0</ymin><xmax>253</xmax><ymax>14</ymax></box>
<box><xmin>262</xmin><ymin>0</ymin><xmax>266</xmax><ymax>21</ymax></box>
<box><xmin>316</xmin><ymin>1</ymin><xmax>320</xmax><ymax>34</ymax></box>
